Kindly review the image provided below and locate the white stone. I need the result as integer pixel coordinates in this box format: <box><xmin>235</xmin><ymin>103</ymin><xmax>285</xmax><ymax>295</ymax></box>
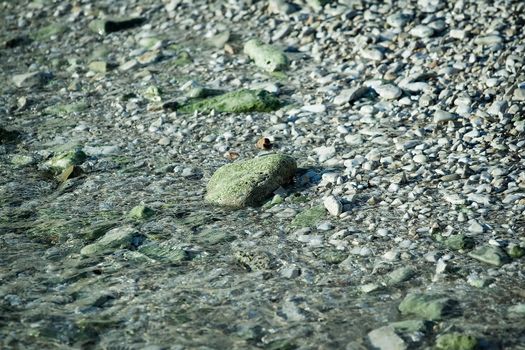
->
<box><xmin>324</xmin><ymin>195</ymin><xmax>343</xmax><ymax>217</ymax></box>
<box><xmin>373</xmin><ymin>84</ymin><xmax>402</xmax><ymax>100</ymax></box>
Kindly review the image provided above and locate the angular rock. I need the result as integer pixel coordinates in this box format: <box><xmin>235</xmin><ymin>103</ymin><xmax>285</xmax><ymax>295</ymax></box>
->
<box><xmin>333</xmin><ymin>86</ymin><xmax>369</xmax><ymax>105</ymax></box>
<box><xmin>368</xmin><ymin>326</ymin><xmax>407</xmax><ymax>350</ymax></box>
<box><xmin>398</xmin><ymin>293</ymin><xmax>458</xmax><ymax>320</ymax></box>
<box><xmin>323</xmin><ymin>195</ymin><xmax>343</xmax><ymax>216</ymax></box>
<box><xmin>44</xmin><ymin>148</ymin><xmax>87</xmax><ymax>173</ymax></box>
<box><xmin>205</xmin><ymin>154</ymin><xmax>297</xmax><ymax>208</ymax></box>
<box><xmin>435</xmin><ymin>333</ymin><xmax>478</xmax><ymax>350</ymax></box>
<box><xmin>128</xmin><ymin>205</ymin><xmax>155</xmax><ymax>220</ymax></box>
<box><xmin>178</xmin><ymin>89</ymin><xmax>281</xmax><ymax>114</ymax></box>
<box><xmin>468</xmin><ymin>245</ymin><xmax>510</xmax><ymax>267</ymax></box>
<box><xmin>12</xmin><ymin>71</ymin><xmax>53</xmax><ymax>88</ymax></box>
<box><xmin>387</xmin><ymin>266</ymin><xmax>416</xmax><ymax>286</ymax></box>
<box><xmin>445</xmin><ymin>234</ymin><xmax>475</xmax><ymax>251</ymax></box>
<box><xmin>243</xmin><ymin>39</ymin><xmax>288</xmax><ymax>72</ymax></box>
<box><xmin>81</xmin><ymin>226</ymin><xmax>139</xmax><ymax>255</ymax></box>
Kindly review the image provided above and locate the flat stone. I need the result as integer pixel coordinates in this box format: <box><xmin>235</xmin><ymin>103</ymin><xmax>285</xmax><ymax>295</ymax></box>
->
<box><xmin>289</xmin><ymin>205</ymin><xmax>326</xmax><ymax>230</ymax></box>
<box><xmin>387</xmin><ymin>266</ymin><xmax>416</xmax><ymax>285</ymax></box>
<box><xmin>434</xmin><ymin>110</ymin><xmax>457</xmax><ymax>123</ymax></box>
<box><xmin>398</xmin><ymin>292</ymin><xmax>458</xmax><ymax>320</ymax></box>
<box><xmin>81</xmin><ymin>226</ymin><xmax>139</xmax><ymax>255</ymax></box>
<box><xmin>373</xmin><ymin>84</ymin><xmax>402</xmax><ymax>100</ymax></box>
<box><xmin>468</xmin><ymin>245</ymin><xmax>510</xmax><ymax>267</ymax></box>
<box><xmin>178</xmin><ymin>89</ymin><xmax>281</xmax><ymax>113</ymax></box>
<box><xmin>410</xmin><ymin>25</ymin><xmax>434</xmax><ymax>38</ymax></box>
<box><xmin>368</xmin><ymin>326</ymin><xmax>407</xmax><ymax>350</ymax></box>
<box><xmin>333</xmin><ymin>86</ymin><xmax>369</xmax><ymax>105</ymax></box>
<box><xmin>205</xmin><ymin>154</ymin><xmax>297</xmax><ymax>208</ymax></box>
<box><xmin>474</xmin><ymin>35</ymin><xmax>503</xmax><ymax>46</ymax></box>
<box><xmin>12</xmin><ymin>71</ymin><xmax>52</xmax><ymax>88</ymax></box>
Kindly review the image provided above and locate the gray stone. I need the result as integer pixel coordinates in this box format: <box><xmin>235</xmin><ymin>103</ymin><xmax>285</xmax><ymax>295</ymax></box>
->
<box><xmin>333</xmin><ymin>86</ymin><xmax>368</xmax><ymax>105</ymax></box>
<box><xmin>81</xmin><ymin>226</ymin><xmax>139</xmax><ymax>255</ymax></box>
<box><xmin>398</xmin><ymin>293</ymin><xmax>458</xmax><ymax>320</ymax></box>
<box><xmin>243</xmin><ymin>39</ymin><xmax>288</xmax><ymax>72</ymax></box>
<box><xmin>368</xmin><ymin>326</ymin><xmax>407</xmax><ymax>350</ymax></box>
<box><xmin>323</xmin><ymin>195</ymin><xmax>343</xmax><ymax>216</ymax></box>
<box><xmin>12</xmin><ymin>71</ymin><xmax>52</xmax><ymax>88</ymax></box>
<box><xmin>205</xmin><ymin>154</ymin><xmax>297</xmax><ymax>208</ymax></box>
<box><xmin>468</xmin><ymin>245</ymin><xmax>510</xmax><ymax>267</ymax></box>
<box><xmin>373</xmin><ymin>84</ymin><xmax>402</xmax><ymax>100</ymax></box>
<box><xmin>410</xmin><ymin>25</ymin><xmax>434</xmax><ymax>38</ymax></box>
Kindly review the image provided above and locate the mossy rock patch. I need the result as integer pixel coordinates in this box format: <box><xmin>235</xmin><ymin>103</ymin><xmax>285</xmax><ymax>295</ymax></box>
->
<box><xmin>205</xmin><ymin>154</ymin><xmax>297</xmax><ymax>208</ymax></box>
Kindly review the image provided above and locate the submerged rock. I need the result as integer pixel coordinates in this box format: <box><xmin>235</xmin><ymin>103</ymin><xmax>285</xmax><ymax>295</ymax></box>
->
<box><xmin>243</xmin><ymin>39</ymin><xmax>288</xmax><ymax>72</ymax></box>
<box><xmin>80</xmin><ymin>225</ymin><xmax>140</xmax><ymax>255</ymax></box>
<box><xmin>398</xmin><ymin>292</ymin><xmax>458</xmax><ymax>320</ymax></box>
<box><xmin>178</xmin><ymin>89</ymin><xmax>281</xmax><ymax>113</ymax></box>
<box><xmin>205</xmin><ymin>154</ymin><xmax>297</xmax><ymax>208</ymax></box>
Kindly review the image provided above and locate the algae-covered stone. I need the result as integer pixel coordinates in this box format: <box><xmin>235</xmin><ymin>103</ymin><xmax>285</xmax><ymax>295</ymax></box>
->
<box><xmin>44</xmin><ymin>148</ymin><xmax>87</xmax><ymax>173</ymax></box>
<box><xmin>45</xmin><ymin>101</ymin><xmax>89</xmax><ymax>116</ymax></box>
<box><xmin>398</xmin><ymin>293</ymin><xmax>458</xmax><ymax>320</ymax></box>
<box><xmin>128</xmin><ymin>205</ymin><xmax>155</xmax><ymax>220</ymax></box>
<box><xmin>506</xmin><ymin>243</ymin><xmax>525</xmax><ymax>259</ymax></box>
<box><xmin>179</xmin><ymin>89</ymin><xmax>281</xmax><ymax>114</ymax></box>
<box><xmin>468</xmin><ymin>245</ymin><xmax>510</xmax><ymax>267</ymax></box>
<box><xmin>445</xmin><ymin>234</ymin><xmax>475</xmax><ymax>251</ymax></box>
<box><xmin>88</xmin><ymin>17</ymin><xmax>146</xmax><ymax>35</ymax></box>
<box><xmin>243</xmin><ymin>39</ymin><xmax>288</xmax><ymax>72</ymax></box>
<box><xmin>138</xmin><ymin>243</ymin><xmax>191</xmax><ymax>263</ymax></box>
<box><xmin>289</xmin><ymin>205</ymin><xmax>326</xmax><ymax>229</ymax></box>
<box><xmin>387</xmin><ymin>266</ymin><xmax>416</xmax><ymax>286</ymax></box>
<box><xmin>435</xmin><ymin>333</ymin><xmax>478</xmax><ymax>350</ymax></box>
<box><xmin>205</xmin><ymin>154</ymin><xmax>296</xmax><ymax>208</ymax></box>
<box><xmin>80</xmin><ymin>225</ymin><xmax>139</xmax><ymax>255</ymax></box>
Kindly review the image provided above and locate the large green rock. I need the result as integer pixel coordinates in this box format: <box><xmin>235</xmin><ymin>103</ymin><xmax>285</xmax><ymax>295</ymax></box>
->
<box><xmin>398</xmin><ymin>293</ymin><xmax>458</xmax><ymax>320</ymax></box>
<box><xmin>244</xmin><ymin>39</ymin><xmax>288</xmax><ymax>72</ymax></box>
<box><xmin>178</xmin><ymin>89</ymin><xmax>281</xmax><ymax>114</ymax></box>
<box><xmin>205</xmin><ymin>154</ymin><xmax>297</xmax><ymax>208</ymax></box>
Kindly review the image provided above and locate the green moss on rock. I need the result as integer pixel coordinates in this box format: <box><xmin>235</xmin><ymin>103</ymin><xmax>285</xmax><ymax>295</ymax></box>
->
<box><xmin>435</xmin><ymin>333</ymin><xmax>478</xmax><ymax>350</ymax></box>
<box><xmin>205</xmin><ymin>154</ymin><xmax>297</xmax><ymax>208</ymax></box>
<box><xmin>44</xmin><ymin>148</ymin><xmax>87</xmax><ymax>173</ymax></box>
<box><xmin>289</xmin><ymin>205</ymin><xmax>326</xmax><ymax>229</ymax></box>
<box><xmin>398</xmin><ymin>293</ymin><xmax>458</xmax><ymax>320</ymax></box>
<box><xmin>178</xmin><ymin>89</ymin><xmax>281</xmax><ymax>114</ymax></box>
<box><xmin>128</xmin><ymin>204</ymin><xmax>155</xmax><ymax>220</ymax></box>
